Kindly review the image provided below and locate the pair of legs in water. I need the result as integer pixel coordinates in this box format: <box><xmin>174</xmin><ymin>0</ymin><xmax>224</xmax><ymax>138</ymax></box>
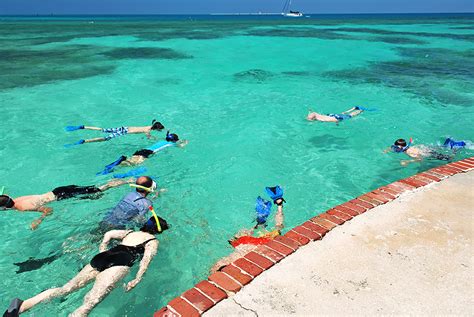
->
<box><xmin>307</xmin><ymin>107</ymin><xmax>363</xmax><ymax>123</ymax></box>
<box><xmin>15</xmin><ymin>264</ymin><xmax>130</xmax><ymax>317</ymax></box>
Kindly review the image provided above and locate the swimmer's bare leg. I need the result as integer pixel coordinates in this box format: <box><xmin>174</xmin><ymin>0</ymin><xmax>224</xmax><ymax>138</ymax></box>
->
<box><xmin>98</xmin><ymin>178</ymin><xmax>134</xmax><ymax>191</ymax></box>
<box><xmin>70</xmin><ymin>266</ymin><xmax>129</xmax><ymax>317</ymax></box>
<box><xmin>210</xmin><ymin>245</ymin><xmax>257</xmax><ymax>274</ymax></box>
<box><xmin>83</xmin><ymin>137</ymin><xmax>107</xmax><ymax>144</ymax></box>
<box><xmin>19</xmin><ymin>265</ymin><xmax>98</xmax><ymax>314</ymax></box>
<box><xmin>83</xmin><ymin>126</ymin><xmax>103</xmax><ymax>131</ymax></box>
<box><xmin>274</xmin><ymin>201</ymin><xmax>284</xmax><ymax>232</ymax></box>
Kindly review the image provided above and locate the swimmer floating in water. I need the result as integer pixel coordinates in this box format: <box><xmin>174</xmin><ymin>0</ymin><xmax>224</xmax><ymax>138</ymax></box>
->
<box><xmin>0</xmin><ymin>179</ymin><xmax>132</xmax><ymax>229</ymax></box>
<box><xmin>307</xmin><ymin>106</ymin><xmax>371</xmax><ymax>123</ymax></box>
<box><xmin>64</xmin><ymin>119</ymin><xmax>165</xmax><ymax>146</ymax></box>
<box><xmin>384</xmin><ymin>137</ymin><xmax>465</xmax><ymax>166</ymax></box>
<box><xmin>97</xmin><ymin>131</ymin><xmax>188</xmax><ymax>175</ymax></box>
<box><xmin>2</xmin><ymin>216</ymin><xmax>168</xmax><ymax>317</ymax></box>
<box><xmin>210</xmin><ymin>186</ymin><xmax>286</xmax><ymax>274</ymax></box>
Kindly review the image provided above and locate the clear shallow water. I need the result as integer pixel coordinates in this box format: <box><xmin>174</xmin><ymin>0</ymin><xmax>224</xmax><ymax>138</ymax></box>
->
<box><xmin>1</xmin><ymin>14</ymin><xmax>473</xmax><ymax>316</ymax></box>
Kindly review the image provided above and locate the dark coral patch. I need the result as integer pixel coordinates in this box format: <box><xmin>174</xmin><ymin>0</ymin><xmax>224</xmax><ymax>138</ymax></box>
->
<box><xmin>101</xmin><ymin>47</ymin><xmax>191</xmax><ymax>60</ymax></box>
<box><xmin>0</xmin><ymin>45</ymin><xmax>114</xmax><ymax>90</ymax></box>
<box><xmin>370</xmin><ymin>36</ymin><xmax>426</xmax><ymax>45</ymax></box>
<box><xmin>233</xmin><ymin>69</ymin><xmax>275</xmax><ymax>83</ymax></box>
<box><xmin>246</xmin><ymin>28</ymin><xmax>353</xmax><ymax>40</ymax></box>
<box><xmin>324</xmin><ymin>47</ymin><xmax>474</xmax><ymax>107</ymax></box>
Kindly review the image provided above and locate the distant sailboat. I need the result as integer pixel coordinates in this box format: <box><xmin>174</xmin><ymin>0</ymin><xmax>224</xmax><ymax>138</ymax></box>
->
<box><xmin>281</xmin><ymin>0</ymin><xmax>303</xmax><ymax>17</ymax></box>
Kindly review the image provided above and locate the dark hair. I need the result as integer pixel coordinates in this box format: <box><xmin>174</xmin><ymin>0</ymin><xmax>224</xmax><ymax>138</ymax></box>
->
<box><xmin>135</xmin><ymin>176</ymin><xmax>153</xmax><ymax>194</ymax></box>
<box><xmin>394</xmin><ymin>139</ymin><xmax>407</xmax><ymax>147</ymax></box>
<box><xmin>140</xmin><ymin>216</ymin><xmax>169</xmax><ymax>234</ymax></box>
<box><xmin>166</xmin><ymin>130</ymin><xmax>179</xmax><ymax>142</ymax></box>
<box><xmin>0</xmin><ymin>195</ymin><xmax>14</xmax><ymax>209</ymax></box>
<box><xmin>151</xmin><ymin>120</ymin><xmax>164</xmax><ymax>131</ymax></box>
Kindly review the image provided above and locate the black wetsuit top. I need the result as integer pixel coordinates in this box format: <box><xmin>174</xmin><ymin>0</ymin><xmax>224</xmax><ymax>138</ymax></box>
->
<box><xmin>133</xmin><ymin>149</ymin><xmax>154</xmax><ymax>158</ymax></box>
<box><xmin>52</xmin><ymin>185</ymin><xmax>101</xmax><ymax>201</ymax></box>
<box><xmin>90</xmin><ymin>235</ymin><xmax>156</xmax><ymax>272</ymax></box>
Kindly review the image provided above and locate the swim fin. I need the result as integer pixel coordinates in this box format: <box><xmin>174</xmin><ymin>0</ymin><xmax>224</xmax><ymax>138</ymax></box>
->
<box><xmin>64</xmin><ymin>139</ymin><xmax>85</xmax><ymax>148</ymax></box>
<box><xmin>113</xmin><ymin>167</ymin><xmax>147</xmax><ymax>179</ymax></box>
<box><xmin>3</xmin><ymin>298</ymin><xmax>23</xmax><ymax>317</ymax></box>
<box><xmin>443</xmin><ymin>138</ymin><xmax>466</xmax><ymax>149</ymax></box>
<box><xmin>265</xmin><ymin>186</ymin><xmax>286</xmax><ymax>205</ymax></box>
<box><xmin>65</xmin><ymin>125</ymin><xmax>84</xmax><ymax>132</ymax></box>
<box><xmin>97</xmin><ymin>155</ymin><xmax>127</xmax><ymax>175</ymax></box>
<box><xmin>255</xmin><ymin>196</ymin><xmax>272</xmax><ymax>225</ymax></box>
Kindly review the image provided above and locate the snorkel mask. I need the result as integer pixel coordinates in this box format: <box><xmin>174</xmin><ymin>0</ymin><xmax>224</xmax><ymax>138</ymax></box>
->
<box><xmin>391</xmin><ymin>138</ymin><xmax>412</xmax><ymax>153</ymax></box>
<box><xmin>165</xmin><ymin>130</ymin><xmax>179</xmax><ymax>142</ymax></box>
<box><xmin>130</xmin><ymin>180</ymin><xmax>157</xmax><ymax>193</ymax></box>
<box><xmin>0</xmin><ymin>187</ymin><xmax>14</xmax><ymax>210</ymax></box>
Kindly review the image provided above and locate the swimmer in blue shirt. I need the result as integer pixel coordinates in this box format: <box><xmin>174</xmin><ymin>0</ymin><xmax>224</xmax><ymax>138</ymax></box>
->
<box><xmin>97</xmin><ymin>131</ymin><xmax>188</xmax><ymax>175</ymax></box>
<box><xmin>307</xmin><ymin>106</ymin><xmax>364</xmax><ymax>123</ymax></box>
<box><xmin>100</xmin><ymin>176</ymin><xmax>164</xmax><ymax>230</ymax></box>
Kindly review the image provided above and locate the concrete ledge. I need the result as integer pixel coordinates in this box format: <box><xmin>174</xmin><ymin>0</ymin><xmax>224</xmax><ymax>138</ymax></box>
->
<box><xmin>154</xmin><ymin>157</ymin><xmax>474</xmax><ymax>317</ymax></box>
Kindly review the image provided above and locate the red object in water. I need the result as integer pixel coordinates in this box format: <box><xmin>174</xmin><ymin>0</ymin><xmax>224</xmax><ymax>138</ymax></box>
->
<box><xmin>230</xmin><ymin>236</ymin><xmax>271</xmax><ymax>248</ymax></box>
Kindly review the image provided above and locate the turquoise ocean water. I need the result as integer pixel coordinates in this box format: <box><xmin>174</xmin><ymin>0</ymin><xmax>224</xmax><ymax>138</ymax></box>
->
<box><xmin>1</xmin><ymin>14</ymin><xmax>473</xmax><ymax>316</ymax></box>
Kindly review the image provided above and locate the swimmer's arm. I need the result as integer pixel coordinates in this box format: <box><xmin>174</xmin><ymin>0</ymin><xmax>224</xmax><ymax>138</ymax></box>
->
<box><xmin>99</xmin><ymin>229</ymin><xmax>132</xmax><ymax>252</ymax></box>
<box><xmin>30</xmin><ymin>206</ymin><xmax>53</xmax><ymax>230</ymax></box>
<box><xmin>341</xmin><ymin>107</ymin><xmax>356</xmax><ymax>114</ymax></box>
<box><xmin>383</xmin><ymin>147</ymin><xmax>392</xmax><ymax>154</ymax></box>
<box><xmin>125</xmin><ymin>240</ymin><xmax>158</xmax><ymax>291</ymax></box>
<box><xmin>400</xmin><ymin>158</ymin><xmax>422</xmax><ymax>166</ymax></box>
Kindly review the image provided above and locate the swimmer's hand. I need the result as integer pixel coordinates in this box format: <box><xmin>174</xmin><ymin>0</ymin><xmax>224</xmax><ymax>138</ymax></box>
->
<box><xmin>31</xmin><ymin>207</ymin><xmax>53</xmax><ymax>230</ymax></box>
<box><xmin>125</xmin><ymin>278</ymin><xmax>141</xmax><ymax>291</ymax></box>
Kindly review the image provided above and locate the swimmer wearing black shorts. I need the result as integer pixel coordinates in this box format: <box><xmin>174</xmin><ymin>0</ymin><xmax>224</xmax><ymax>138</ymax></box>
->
<box><xmin>0</xmin><ymin>179</ymin><xmax>131</xmax><ymax>229</ymax></box>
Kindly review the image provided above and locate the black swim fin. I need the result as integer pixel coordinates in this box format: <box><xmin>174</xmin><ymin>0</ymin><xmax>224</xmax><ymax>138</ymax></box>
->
<box><xmin>3</xmin><ymin>298</ymin><xmax>23</xmax><ymax>317</ymax></box>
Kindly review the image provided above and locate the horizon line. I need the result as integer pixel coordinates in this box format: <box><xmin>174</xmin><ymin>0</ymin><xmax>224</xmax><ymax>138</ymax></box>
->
<box><xmin>1</xmin><ymin>11</ymin><xmax>473</xmax><ymax>16</ymax></box>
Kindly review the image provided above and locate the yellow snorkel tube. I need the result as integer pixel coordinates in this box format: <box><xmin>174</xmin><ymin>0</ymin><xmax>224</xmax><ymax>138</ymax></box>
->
<box><xmin>148</xmin><ymin>206</ymin><xmax>162</xmax><ymax>232</ymax></box>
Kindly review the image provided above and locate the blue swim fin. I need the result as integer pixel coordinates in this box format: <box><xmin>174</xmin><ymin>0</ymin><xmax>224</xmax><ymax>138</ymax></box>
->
<box><xmin>97</xmin><ymin>155</ymin><xmax>127</xmax><ymax>175</ymax></box>
<box><xmin>64</xmin><ymin>139</ymin><xmax>85</xmax><ymax>148</ymax></box>
<box><xmin>65</xmin><ymin>125</ymin><xmax>84</xmax><ymax>132</ymax></box>
<box><xmin>355</xmin><ymin>106</ymin><xmax>377</xmax><ymax>111</ymax></box>
<box><xmin>443</xmin><ymin>138</ymin><xmax>466</xmax><ymax>149</ymax></box>
<box><xmin>265</xmin><ymin>185</ymin><xmax>286</xmax><ymax>205</ymax></box>
<box><xmin>113</xmin><ymin>167</ymin><xmax>147</xmax><ymax>179</ymax></box>
<box><xmin>255</xmin><ymin>196</ymin><xmax>272</xmax><ymax>225</ymax></box>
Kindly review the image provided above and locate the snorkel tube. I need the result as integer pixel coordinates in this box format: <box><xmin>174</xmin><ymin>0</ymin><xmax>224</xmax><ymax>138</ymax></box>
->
<box><xmin>148</xmin><ymin>206</ymin><xmax>162</xmax><ymax>232</ymax></box>
<box><xmin>0</xmin><ymin>186</ymin><xmax>4</xmax><ymax>196</ymax></box>
<box><xmin>391</xmin><ymin>138</ymin><xmax>412</xmax><ymax>153</ymax></box>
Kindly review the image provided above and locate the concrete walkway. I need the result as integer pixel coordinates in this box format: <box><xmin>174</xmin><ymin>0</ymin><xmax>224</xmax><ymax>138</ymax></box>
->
<box><xmin>204</xmin><ymin>171</ymin><xmax>474</xmax><ymax>316</ymax></box>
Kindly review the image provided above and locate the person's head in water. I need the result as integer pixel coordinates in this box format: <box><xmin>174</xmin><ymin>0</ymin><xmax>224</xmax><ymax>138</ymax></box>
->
<box><xmin>140</xmin><ymin>216</ymin><xmax>169</xmax><ymax>234</ymax></box>
<box><xmin>134</xmin><ymin>176</ymin><xmax>156</xmax><ymax>195</ymax></box>
<box><xmin>0</xmin><ymin>195</ymin><xmax>15</xmax><ymax>210</ymax></box>
<box><xmin>394</xmin><ymin>139</ymin><xmax>407</xmax><ymax>147</ymax></box>
<box><xmin>391</xmin><ymin>138</ymin><xmax>409</xmax><ymax>153</ymax></box>
<box><xmin>151</xmin><ymin>119</ymin><xmax>165</xmax><ymax>131</ymax></box>
<box><xmin>166</xmin><ymin>130</ymin><xmax>179</xmax><ymax>143</ymax></box>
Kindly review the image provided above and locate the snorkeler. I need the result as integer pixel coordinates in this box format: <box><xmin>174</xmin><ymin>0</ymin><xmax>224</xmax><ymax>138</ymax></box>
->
<box><xmin>385</xmin><ymin>138</ymin><xmax>462</xmax><ymax>166</ymax></box>
<box><xmin>3</xmin><ymin>216</ymin><xmax>168</xmax><ymax>317</ymax></box>
<box><xmin>100</xmin><ymin>176</ymin><xmax>164</xmax><ymax>230</ymax></box>
<box><xmin>307</xmin><ymin>106</ymin><xmax>367</xmax><ymax>123</ymax></box>
<box><xmin>210</xmin><ymin>186</ymin><xmax>286</xmax><ymax>274</ymax></box>
<box><xmin>0</xmin><ymin>179</ymin><xmax>132</xmax><ymax>230</ymax></box>
<box><xmin>97</xmin><ymin>131</ymin><xmax>188</xmax><ymax>175</ymax></box>
<box><xmin>64</xmin><ymin>119</ymin><xmax>165</xmax><ymax>146</ymax></box>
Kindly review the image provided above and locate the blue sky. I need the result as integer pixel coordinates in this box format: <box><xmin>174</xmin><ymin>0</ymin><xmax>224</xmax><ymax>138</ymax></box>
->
<box><xmin>1</xmin><ymin>0</ymin><xmax>473</xmax><ymax>15</ymax></box>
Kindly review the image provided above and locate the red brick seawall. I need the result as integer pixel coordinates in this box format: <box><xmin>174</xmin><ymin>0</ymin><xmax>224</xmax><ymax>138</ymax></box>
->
<box><xmin>154</xmin><ymin>157</ymin><xmax>474</xmax><ymax>317</ymax></box>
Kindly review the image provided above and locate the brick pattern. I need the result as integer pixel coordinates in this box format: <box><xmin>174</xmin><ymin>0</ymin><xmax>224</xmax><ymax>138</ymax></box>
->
<box><xmin>154</xmin><ymin>158</ymin><xmax>473</xmax><ymax>316</ymax></box>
